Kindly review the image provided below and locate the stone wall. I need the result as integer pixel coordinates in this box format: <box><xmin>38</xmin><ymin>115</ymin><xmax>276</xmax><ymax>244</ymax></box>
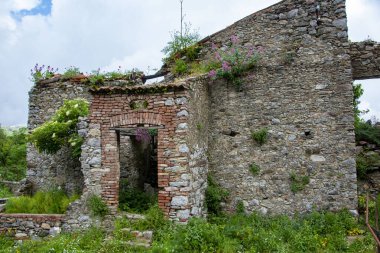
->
<box><xmin>201</xmin><ymin>0</ymin><xmax>357</xmax><ymax>214</ymax></box>
<box><xmin>119</xmin><ymin>136</ymin><xmax>140</xmax><ymax>189</ymax></box>
<box><xmin>0</xmin><ymin>214</ymin><xmax>64</xmax><ymax>239</ymax></box>
<box><xmin>186</xmin><ymin>75</ymin><xmax>209</xmax><ymax>218</ymax></box>
<box><xmin>200</xmin><ymin>0</ymin><xmax>349</xmax><ymax>67</ymax></box>
<box><xmin>350</xmin><ymin>41</ymin><xmax>380</xmax><ymax>80</ymax></box>
<box><xmin>27</xmin><ymin>81</ymin><xmax>92</xmax><ymax>195</ymax></box>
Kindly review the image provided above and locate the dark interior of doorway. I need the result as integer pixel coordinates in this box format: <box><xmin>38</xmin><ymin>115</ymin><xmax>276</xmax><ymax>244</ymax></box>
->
<box><xmin>118</xmin><ymin>127</ymin><xmax>158</xmax><ymax>212</ymax></box>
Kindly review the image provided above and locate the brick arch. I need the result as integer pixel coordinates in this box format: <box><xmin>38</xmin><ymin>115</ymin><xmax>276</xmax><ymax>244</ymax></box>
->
<box><xmin>110</xmin><ymin>112</ymin><xmax>163</xmax><ymax>127</ymax></box>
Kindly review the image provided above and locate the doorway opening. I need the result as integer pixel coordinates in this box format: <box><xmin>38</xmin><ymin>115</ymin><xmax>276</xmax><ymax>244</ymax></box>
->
<box><xmin>117</xmin><ymin>127</ymin><xmax>158</xmax><ymax>213</ymax></box>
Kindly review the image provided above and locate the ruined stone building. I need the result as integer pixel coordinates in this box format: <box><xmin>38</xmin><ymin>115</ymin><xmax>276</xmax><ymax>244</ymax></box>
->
<box><xmin>26</xmin><ymin>0</ymin><xmax>380</xmax><ymax>223</ymax></box>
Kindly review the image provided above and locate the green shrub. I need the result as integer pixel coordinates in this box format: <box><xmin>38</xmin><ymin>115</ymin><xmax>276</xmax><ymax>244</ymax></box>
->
<box><xmin>251</xmin><ymin>128</ymin><xmax>268</xmax><ymax>145</ymax></box>
<box><xmin>205</xmin><ymin>175</ymin><xmax>229</xmax><ymax>216</ymax></box>
<box><xmin>5</xmin><ymin>190</ymin><xmax>78</xmax><ymax>214</ymax></box>
<box><xmin>129</xmin><ymin>204</ymin><xmax>169</xmax><ymax>231</ymax></box>
<box><xmin>249</xmin><ymin>162</ymin><xmax>260</xmax><ymax>175</ymax></box>
<box><xmin>0</xmin><ymin>183</ymin><xmax>12</xmax><ymax>198</ymax></box>
<box><xmin>87</xmin><ymin>194</ymin><xmax>109</xmax><ymax>218</ymax></box>
<box><xmin>355</xmin><ymin>121</ymin><xmax>380</xmax><ymax>146</ymax></box>
<box><xmin>172</xmin><ymin>59</ymin><xmax>188</xmax><ymax>75</ymax></box>
<box><xmin>118</xmin><ymin>180</ymin><xmax>156</xmax><ymax>213</ymax></box>
<box><xmin>61</xmin><ymin>66</ymin><xmax>81</xmax><ymax>80</ymax></box>
<box><xmin>236</xmin><ymin>200</ymin><xmax>245</xmax><ymax>214</ymax></box>
<box><xmin>29</xmin><ymin>99</ymin><xmax>89</xmax><ymax>157</ymax></box>
<box><xmin>0</xmin><ymin>127</ymin><xmax>27</xmax><ymax>181</ymax></box>
<box><xmin>162</xmin><ymin>23</ymin><xmax>200</xmax><ymax>60</ymax></box>
<box><xmin>357</xmin><ymin>152</ymin><xmax>380</xmax><ymax>179</ymax></box>
<box><xmin>289</xmin><ymin>172</ymin><xmax>310</xmax><ymax>193</ymax></box>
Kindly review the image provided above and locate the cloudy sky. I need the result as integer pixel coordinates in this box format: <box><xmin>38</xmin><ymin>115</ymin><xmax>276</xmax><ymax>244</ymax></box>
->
<box><xmin>0</xmin><ymin>0</ymin><xmax>379</xmax><ymax>126</ymax></box>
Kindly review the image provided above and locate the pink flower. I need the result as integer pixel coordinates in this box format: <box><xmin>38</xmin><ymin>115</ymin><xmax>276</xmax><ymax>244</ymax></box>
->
<box><xmin>215</xmin><ymin>51</ymin><xmax>222</xmax><ymax>61</ymax></box>
<box><xmin>246</xmin><ymin>48</ymin><xmax>254</xmax><ymax>58</ymax></box>
<box><xmin>211</xmin><ymin>43</ymin><xmax>218</xmax><ymax>50</ymax></box>
<box><xmin>222</xmin><ymin>61</ymin><xmax>231</xmax><ymax>72</ymax></box>
<box><xmin>231</xmin><ymin>35</ymin><xmax>239</xmax><ymax>44</ymax></box>
<box><xmin>208</xmin><ymin>70</ymin><xmax>217</xmax><ymax>78</ymax></box>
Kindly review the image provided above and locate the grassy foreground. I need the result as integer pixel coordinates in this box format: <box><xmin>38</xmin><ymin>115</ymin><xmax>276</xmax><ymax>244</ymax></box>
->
<box><xmin>0</xmin><ymin>206</ymin><xmax>375</xmax><ymax>253</ymax></box>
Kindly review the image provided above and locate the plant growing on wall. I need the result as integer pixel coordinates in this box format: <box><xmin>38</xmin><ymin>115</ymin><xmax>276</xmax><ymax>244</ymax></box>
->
<box><xmin>208</xmin><ymin>35</ymin><xmax>261</xmax><ymax>90</ymax></box>
<box><xmin>29</xmin><ymin>99</ymin><xmax>89</xmax><ymax>158</ymax></box>
<box><xmin>87</xmin><ymin>194</ymin><xmax>109</xmax><ymax>218</ymax></box>
<box><xmin>61</xmin><ymin>66</ymin><xmax>81</xmax><ymax>80</ymax></box>
<box><xmin>249</xmin><ymin>162</ymin><xmax>260</xmax><ymax>175</ymax></box>
<box><xmin>30</xmin><ymin>64</ymin><xmax>58</xmax><ymax>83</ymax></box>
<box><xmin>162</xmin><ymin>23</ymin><xmax>200</xmax><ymax>62</ymax></box>
<box><xmin>289</xmin><ymin>172</ymin><xmax>310</xmax><ymax>193</ymax></box>
<box><xmin>205</xmin><ymin>175</ymin><xmax>229</xmax><ymax>216</ymax></box>
<box><xmin>251</xmin><ymin>128</ymin><xmax>268</xmax><ymax>146</ymax></box>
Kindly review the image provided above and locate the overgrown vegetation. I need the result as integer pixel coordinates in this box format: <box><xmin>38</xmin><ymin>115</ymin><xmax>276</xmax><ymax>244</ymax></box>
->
<box><xmin>356</xmin><ymin>120</ymin><xmax>380</xmax><ymax>146</ymax></box>
<box><xmin>249</xmin><ymin>162</ymin><xmax>260</xmax><ymax>175</ymax></box>
<box><xmin>118</xmin><ymin>179</ymin><xmax>157</xmax><ymax>213</ymax></box>
<box><xmin>28</xmin><ymin>99</ymin><xmax>89</xmax><ymax>158</ymax></box>
<box><xmin>87</xmin><ymin>194</ymin><xmax>109</xmax><ymax>218</ymax></box>
<box><xmin>61</xmin><ymin>66</ymin><xmax>81</xmax><ymax>80</ymax></box>
<box><xmin>289</xmin><ymin>172</ymin><xmax>310</xmax><ymax>193</ymax></box>
<box><xmin>205</xmin><ymin>175</ymin><xmax>229</xmax><ymax>216</ymax></box>
<box><xmin>0</xmin><ymin>205</ymin><xmax>375</xmax><ymax>252</ymax></box>
<box><xmin>4</xmin><ymin>189</ymin><xmax>78</xmax><ymax>214</ymax></box>
<box><xmin>0</xmin><ymin>127</ymin><xmax>27</xmax><ymax>181</ymax></box>
<box><xmin>208</xmin><ymin>35</ymin><xmax>261</xmax><ymax>90</ymax></box>
<box><xmin>0</xmin><ymin>183</ymin><xmax>12</xmax><ymax>198</ymax></box>
<box><xmin>251</xmin><ymin>127</ymin><xmax>268</xmax><ymax>146</ymax></box>
<box><xmin>162</xmin><ymin>23</ymin><xmax>200</xmax><ymax>62</ymax></box>
<box><xmin>30</xmin><ymin>63</ymin><xmax>58</xmax><ymax>83</ymax></box>
<box><xmin>356</xmin><ymin>151</ymin><xmax>380</xmax><ymax>179</ymax></box>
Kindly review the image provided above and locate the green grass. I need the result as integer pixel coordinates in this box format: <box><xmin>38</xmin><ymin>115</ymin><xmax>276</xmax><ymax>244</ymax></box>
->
<box><xmin>0</xmin><ymin>209</ymin><xmax>375</xmax><ymax>253</ymax></box>
<box><xmin>4</xmin><ymin>190</ymin><xmax>78</xmax><ymax>214</ymax></box>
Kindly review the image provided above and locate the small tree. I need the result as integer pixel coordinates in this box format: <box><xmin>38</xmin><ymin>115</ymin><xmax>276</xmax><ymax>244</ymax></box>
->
<box><xmin>162</xmin><ymin>23</ymin><xmax>200</xmax><ymax>61</ymax></box>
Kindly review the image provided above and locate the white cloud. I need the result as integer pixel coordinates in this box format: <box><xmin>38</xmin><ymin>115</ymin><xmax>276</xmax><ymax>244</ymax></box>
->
<box><xmin>0</xmin><ymin>0</ymin><xmax>379</xmax><ymax>126</ymax></box>
<box><xmin>12</xmin><ymin>0</ymin><xmax>41</xmax><ymax>11</ymax></box>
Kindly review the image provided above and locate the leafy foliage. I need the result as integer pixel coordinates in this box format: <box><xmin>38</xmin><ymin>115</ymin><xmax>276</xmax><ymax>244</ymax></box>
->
<box><xmin>162</xmin><ymin>23</ymin><xmax>200</xmax><ymax>61</ymax></box>
<box><xmin>172</xmin><ymin>59</ymin><xmax>189</xmax><ymax>75</ymax></box>
<box><xmin>0</xmin><ymin>127</ymin><xmax>27</xmax><ymax>181</ymax></box>
<box><xmin>5</xmin><ymin>189</ymin><xmax>78</xmax><ymax>214</ymax></box>
<box><xmin>61</xmin><ymin>66</ymin><xmax>81</xmax><ymax>80</ymax></box>
<box><xmin>289</xmin><ymin>172</ymin><xmax>310</xmax><ymax>193</ymax></box>
<box><xmin>249</xmin><ymin>162</ymin><xmax>260</xmax><ymax>175</ymax></box>
<box><xmin>353</xmin><ymin>83</ymin><xmax>366</xmax><ymax>128</ymax></box>
<box><xmin>205</xmin><ymin>175</ymin><xmax>229</xmax><ymax>216</ymax></box>
<box><xmin>356</xmin><ymin>152</ymin><xmax>380</xmax><ymax>179</ymax></box>
<box><xmin>251</xmin><ymin>128</ymin><xmax>268</xmax><ymax>146</ymax></box>
<box><xmin>0</xmin><ymin>183</ymin><xmax>12</xmax><ymax>198</ymax></box>
<box><xmin>118</xmin><ymin>180</ymin><xmax>156</xmax><ymax>213</ymax></box>
<box><xmin>28</xmin><ymin>99</ymin><xmax>89</xmax><ymax>157</ymax></box>
<box><xmin>87</xmin><ymin>194</ymin><xmax>109</xmax><ymax>218</ymax></box>
<box><xmin>208</xmin><ymin>35</ymin><xmax>261</xmax><ymax>90</ymax></box>
<box><xmin>355</xmin><ymin>120</ymin><xmax>380</xmax><ymax>146</ymax></box>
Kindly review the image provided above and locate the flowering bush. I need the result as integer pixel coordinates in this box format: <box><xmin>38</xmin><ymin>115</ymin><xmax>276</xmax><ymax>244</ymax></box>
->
<box><xmin>30</xmin><ymin>63</ymin><xmax>58</xmax><ymax>83</ymax></box>
<box><xmin>208</xmin><ymin>35</ymin><xmax>261</xmax><ymax>89</ymax></box>
<box><xmin>29</xmin><ymin>99</ymin><xmax>89</xmax><ymax>157</ymax></box>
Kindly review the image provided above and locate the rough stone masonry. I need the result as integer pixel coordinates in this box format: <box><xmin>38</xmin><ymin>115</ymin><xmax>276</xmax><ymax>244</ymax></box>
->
<box><xmin>23</xmin><ymin>0</ymin><xmax>380</xmax><ymax>225</ymax></box>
